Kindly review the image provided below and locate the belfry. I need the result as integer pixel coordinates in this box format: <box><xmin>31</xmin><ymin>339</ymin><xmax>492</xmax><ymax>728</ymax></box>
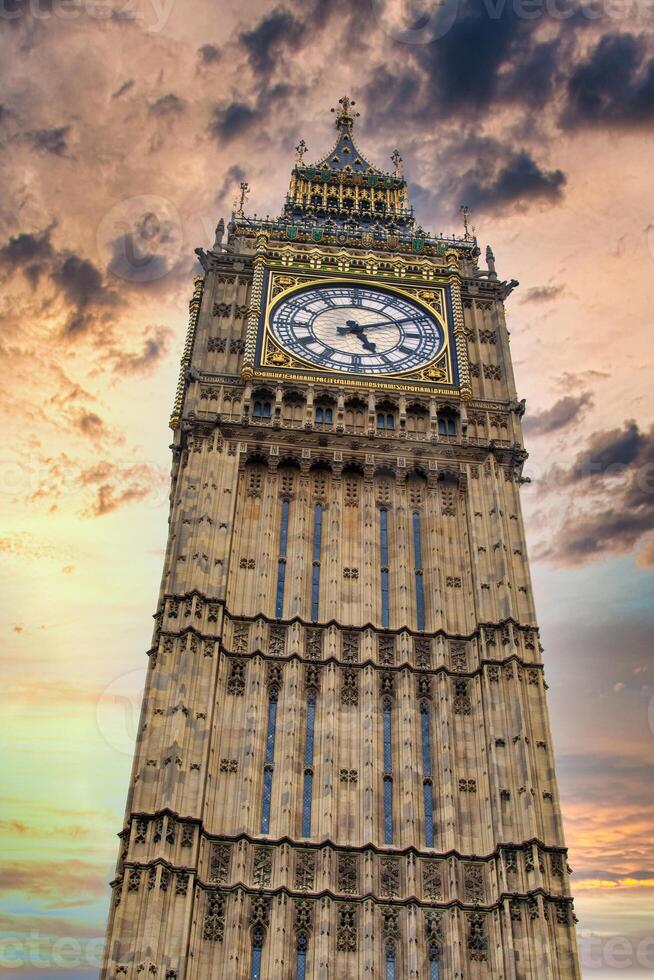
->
<box><xmin>102</xmin><ymin>98</ymin><xmax>581</xmax><ymax>979</ymax></box>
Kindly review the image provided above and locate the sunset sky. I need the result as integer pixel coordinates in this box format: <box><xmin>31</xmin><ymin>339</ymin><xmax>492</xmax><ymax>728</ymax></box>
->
<box><xmin>1</xmin><ymin>0</ymin><xmax>653</xmax><ymax>976</ymax></box>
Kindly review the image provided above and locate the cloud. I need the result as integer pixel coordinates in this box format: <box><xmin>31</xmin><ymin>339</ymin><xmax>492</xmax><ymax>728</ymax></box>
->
<box><xmin>0</xmin><ymin>859</ymin><xmax>107</xmax><ymax>908</ymax></box>
<box><xmin>523</xmin><ymin>391</ymin><xmax>593</xmax><ymax>436</ymax></box>
<box><xmin>459</xmin><ymin>149</ymin><xmax>566</xmax><ymax>213</ymax></box>
<box><xmin>112</xmin><ymin>79</ymin><xmax>134</xmax><ymax>99</ymax></box>
<box><xmin>198</xmin><ymin>43</ymin><xmax>220</xmax><ymax>65</ymax></box>
<box><xmin>563</xmin><ymin>33</ymin><xmax>654</xmax><ymax>129</ymax></box>
<box><xmin>27</xmin><ymin>124</ymin><xmax>71</xmax><ymax>156</ymax></box>
<box><xmin>210</xmin><ymin>101</ymin><xmax>261</xmax><ymax>141</ymax></box>
<box><xmin>239</xmin><ymin>7</ymin><xmax>305</xmax><ymax>74</ymax></box>
<box><xmin>149</xmin><ymin>93</ymin><xmax>186</xmax><ymax>116</ymax></box>
<box><xmin>540</xmin><ymin>421</ymin><xmax>654</xmax><ymax>565</ymax></box>
<box><xmin>559</xmin><ymin>420</ymin><xmax>646</xmax><ymax>483</ymax></box>
<box><xmin>108</xmin><ymin>325</ymin><xmax>173</xmax><ymax>375</ymax></box>
<box><xmin>53</xmin><ymin>254</ymin><xmax>105</xmax><ymax>310</ymax></box>
<box><xmin>521</xmin><ymin>284</ymin><xmax>564</xmax><ymax>303</ymax></box>
<box><xmin>0</xmin><ymin>227</ymin><xmax>54</xmax><ymax>283</ymax></box>
<box><xmin>78</xmin><ymin>461</ymin><xmax>167</xmax><ymax>517</ymax></box>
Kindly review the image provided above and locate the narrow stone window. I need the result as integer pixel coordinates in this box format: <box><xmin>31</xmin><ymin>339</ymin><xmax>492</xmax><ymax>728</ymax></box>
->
<box><xmin>311</xmin><ymin>504</ymin><xmax>323</xmax><ymax>622</ymax></box>
<box><xmin>385</xmin><ymin>940</ymin><xmax>396</xmax><ymax>980</ymax></box>
<box><xmin>383</xmin><ymin>695</ymin><xmax>393</xmax><ymax>844</ymax></box>
<box><xmin>420</xmin><ymin>701</ymin><xmax>435</xmax><ymax>847</ymax></box>
<box><xmin>302</xmin><ymin>689</ymin><xmax>316</xmax><ymax>837</ymax></box>
<box><xmin>275</xmin><ymin>498</ymin><xmax>290</xmax><ymax>618</ymax></box>
<box><xmin>253</xmin><ymin>400</ymin><xmax>272</xmax><ymax>418</ymax></box>
<box><xmin>412</xmin><ymin>510</ymin><xmax>426</xmax><ymax>631</ymax></box>
<box><xmin>296</xmin><ymin>932</ymin><xmax>308</xmax><ymax>979</ymax></box>
<box><xmin>250</xmin><ymin>926</ymin><xmax>265</xmax><ymax>979</ymax></box>
<box><xmin>380</xmin><ymin>509</ymin><xmax>390</xmax><ymax>628</ymax></box>
<box><xmin>261</xmin><ymin>687</ymin><xmax>279</xmax><ymax>834</ymax></box>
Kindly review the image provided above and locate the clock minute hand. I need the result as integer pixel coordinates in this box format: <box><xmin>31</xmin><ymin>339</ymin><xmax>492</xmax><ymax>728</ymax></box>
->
<box><xmin>354</xmin><ymin>316</ymin><xmax>418</xmax><ymax>330</ymax></box>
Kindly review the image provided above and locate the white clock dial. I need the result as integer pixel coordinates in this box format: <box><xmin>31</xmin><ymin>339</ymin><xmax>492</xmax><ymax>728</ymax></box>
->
<box><xmin>268</xmin><ymin>282</ymin><xmax>444</xmax><ymax>376</ymax></box>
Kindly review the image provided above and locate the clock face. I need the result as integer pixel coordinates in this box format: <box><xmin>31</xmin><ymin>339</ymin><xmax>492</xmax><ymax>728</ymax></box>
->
<box><xmin>268</xmin><ymin>282</ymin><xmax>444</xmax><ymax>376</ymax></box>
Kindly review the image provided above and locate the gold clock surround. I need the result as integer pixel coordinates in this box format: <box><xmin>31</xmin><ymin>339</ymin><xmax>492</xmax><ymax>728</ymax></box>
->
<box><xmin>251</xmin><ymin>265</ymin><xmax>461</xmax><ymax>395</ymax></box>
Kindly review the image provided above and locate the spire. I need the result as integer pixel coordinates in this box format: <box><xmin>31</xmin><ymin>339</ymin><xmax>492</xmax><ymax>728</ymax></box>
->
<box><xmin>331</xmin><ymin>95</ymin><xmax>360</xmax><ymax>133</ymax></box>
<box><xmin>281</xmin><ymin>99</ymin><xmax>411</xmax><ymax>232</ymax></box>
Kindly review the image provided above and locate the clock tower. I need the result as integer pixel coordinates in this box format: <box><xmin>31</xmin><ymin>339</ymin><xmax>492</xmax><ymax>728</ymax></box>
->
<box><xmin>102</xmin><ymin>98</ymin><xmax>581</xmax><ymax>979</ymax></box>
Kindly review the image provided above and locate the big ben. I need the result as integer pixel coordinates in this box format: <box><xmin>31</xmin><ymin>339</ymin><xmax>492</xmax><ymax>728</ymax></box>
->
<box><xmin>102</xmin><ymin>97</ymin><xmax>581</xmax><ymax>979</ymax></box>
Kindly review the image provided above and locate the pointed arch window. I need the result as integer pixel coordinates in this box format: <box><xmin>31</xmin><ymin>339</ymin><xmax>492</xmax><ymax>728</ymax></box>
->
<box><xmin>383</xmin><ymin>695</ymin><xmax>394</xmax><ymax>844</ymax></box>
<box><xmin>296</xmin><ymin>931</ymin><xmax>308</xmax><ymax>980</ymax></box>
<box><xmin>412</xmin><ymin>511</ymin><xmax>426</xmax><ymax>631</ymax></box>
<box><xmin>275</xmin><ymin>499</ymin><xmax>290</xmax><ymax>618</ymax></box>
<box><xmin>380</xmin><ymin>509</ymin><xmax>390</xmax><ymax>628</ymax></box>
<box><xmin>385</xmin><ymin>940</ymin><xmax>396</xmax><ymax>980</ymax></box>
<box><xmin>438</xmin><ymin>415</ymin><xmax>456</xmax><ymax>436</ymax></box>
<box><xmin>428</xmin><ymin>944</ymin><xmax>441</xmax><ymax>980</ymax></box>
<box><xmin>253</xmin><ymin>400</ymin><xmax>272</xmax><ymax>419</ymax></box>
<box><xmin>302</xmin><ymin>689</ymin><xmax>317</xmax><ymax>837</ymax></box>
<box><xmin>250</xmin><ymin>925</ymin><xmax>265</xmax><ymax>980</ymax></box>
<box><xmin>315</xmin><ymin>405</ymin><xmax>333</xmax><ymax>424</ymax></box>
<box><xmin>420</xmin><ymin>701</ymin><xmax>435</xmax><ymax>848</ymax></box>
<box><xmin>311</xmin><ymin>504</ymin><xmax>323</xmax><ymax>622</ymax></box>
<box><xmin>260</xmin><ymin>686</ymin><xmax>279</xmax><ymax>834</ymax></box>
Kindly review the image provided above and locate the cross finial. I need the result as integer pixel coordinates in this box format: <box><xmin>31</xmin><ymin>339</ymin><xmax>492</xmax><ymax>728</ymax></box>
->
<box><xmin>460</xmin><ymin>204</ymin><xmax>472</xmax><ymax>239</ymax></box>
<box><xmin>237</xmin><ymin>181</ymin><xmax>250</xmax><ymax>216</ymax></box>
<box><xmin>331</xmin><ymin>95</ymin><xmax>360</xmax><ymax>131</ymax></box>
<box><xmin>295</xmin><ymin>139</ymin><xmax>308</xmax><ymax>163</ymax></box>
<box><xmin>390</xmin><ymin>149</ymin><xmax>403</xmax><ymax>177</ymax></box>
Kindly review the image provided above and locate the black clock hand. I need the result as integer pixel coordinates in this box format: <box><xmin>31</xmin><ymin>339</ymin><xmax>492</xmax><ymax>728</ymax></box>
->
<box><xmin>359</xmin><ymin>334</ymin><xmax>376</xmax><ymax>353</ymax></box>
<box><xmin>353</xmin><ymin>316</ymin><xmax>418</xmax><ymax>330</ymax></box>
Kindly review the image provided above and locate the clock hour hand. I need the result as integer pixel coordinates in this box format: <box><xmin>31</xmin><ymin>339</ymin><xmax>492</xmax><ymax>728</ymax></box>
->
<box><xmin>336</xmin><ymin>319</ymin><xmax>377</xmax><ymax>353</ymax></box>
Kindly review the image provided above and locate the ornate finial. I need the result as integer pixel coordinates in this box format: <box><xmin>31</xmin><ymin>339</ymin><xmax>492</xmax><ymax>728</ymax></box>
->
<box><xmin>331</xmin><ymin>95</ymin><xmax>360</xmax><ymax>131</ymax></box>
<box><xmin>460</xmin><ymin>204</ymin><xmax>472</xmax><ymax>239</ymax></box>
<box><xmin>295</xmin><ymin>138</ymin><xmax>308</xmax><ymax>163</ymax></box>
<box><xmin>390</xmin><ymin>149</ymin><xmax>403</xmax><ymax>177</ymax></box>
<box><xmin>486</xmin><ymin>244</ymin><xmax>497</xmax><ymax>278</ymax></box>
<box><xmin>236</xmin><ymin>181</ymin><xmax>250</xmax><ymax>216</ymax></box>
<box><xmin>212</xmin><ymin>217</ymin><xmax>225</xmax><ymax>250</ymax></box>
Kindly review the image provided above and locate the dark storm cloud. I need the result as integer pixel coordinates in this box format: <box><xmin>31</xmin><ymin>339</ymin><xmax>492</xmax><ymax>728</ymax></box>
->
<box><xmin>215</xmin><ymin>164</ymin><xmax>247</xmax><ymax>206</ymax></box>
<box><xmin>149</xmin><ymin>93</ymin><xmax>186</xmax><ymax>116</ymax></box>
<box><xmin>521</xmin><ymin>284</ymin><xmax>564</xmax><ymax>303</ymax></box>
<box><xmin>417</xmin><ymin>1</ymin><xmax>528</xmax><ymax>113</ymax></box>
<box><xmin>0</xmin><ymin>228</ymin><xmax>53</xmax><ymax>274</ymax></box>
<box><xmin>562</xmin><ymin>420</ymin><xmax>646</xmax><ymax>482</ymax></box>
<box><xmin>210</xmin><ymin>102</ymin><xmax>260</xmax><ymax>141</ymax></box>
<box><xmin>52</xmin><ymin>255</ymin><xmax>104</xmax><ymax>310</ymax></box>
<box><xmin>27</xmin><ymin>125</ymin><xmax>70</xmax><ymax>156</ymax></box>
<box><xmin>542</xmin><ymin>422</ymin><xmax>654</xmax><ymax>565</ymax></box>
<box><xmin>459</xmin><ymin>149</ymin><xmax>566</xmax><ymax>213</ymax></box>
<box><xmin>523</xmin><ymin>392</ymin><xmax>593</xmax><ymax>436</ymax></box>
<box><xmin>500</xmin><ymin>38</ymin><xmax>562</xmax><ymax>106</ymax></box>
<box><xmin>198</xmin><ymin>44</ymin><xmax>220</xmax><ymax>65</ymax></box>
<box><xmin>563</xmin><ymin>33</ymin><xmax>654</xmax><ymax>128</ymax></box>
<box><xmin>239</xmin><ymin>7</ymin><xmax>305</xmax><ymax>74</ymax></box>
